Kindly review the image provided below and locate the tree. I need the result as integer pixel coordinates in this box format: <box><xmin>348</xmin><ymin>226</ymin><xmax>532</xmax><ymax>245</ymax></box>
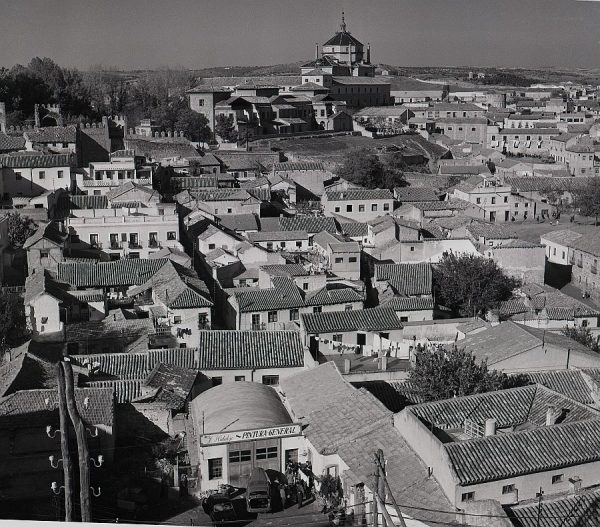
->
<box><xmin>317</xmin><ymin>473</ymin><xmax>343</xmax><ymax>511</ymax></box>
<box><xmin>0</xmin><ymin>291</ymin><xmax>29</xmax><ymax>353</ymax></box>
<box><xmin>214</xmin><ymin>114</ymin><xmax>238</xmax><ymax>143</ymax></box>
<box><xmin>410</xmin><ymin>346</ymin><xmax>529</xmax><ymax>401</ymax></box>
<box><xmin>561</xmin><ymin>325</ymin><xmax>600</xmax><ymax>352</ymax></box>
<box><xmin>337</xmin><ymin>148</ymin><xmax>408</xmax><ymax>190</ymax></box>
<box><xmin>433</xmin><ymin>252</ymin><xmax>520</xmax><ymax>317</ymax></box>
<box><xmin>574</xmin><ymin>177</ymin><xmax>600</xmax><ymax>225</ymax></box>
<box><xmin>6</xmin><ymin>213</ymin><xmax>36</xmax><ymax>249</ymax></box>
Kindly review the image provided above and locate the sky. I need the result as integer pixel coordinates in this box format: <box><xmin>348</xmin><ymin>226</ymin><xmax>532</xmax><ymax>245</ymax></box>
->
<box><xmin>1</xmin><ymin>0</ymin><xmax>600</xmax><ymax>70</ymax></box>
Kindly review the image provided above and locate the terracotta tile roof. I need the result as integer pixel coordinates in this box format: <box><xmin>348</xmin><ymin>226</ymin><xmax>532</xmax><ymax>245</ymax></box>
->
<box><xmin>352</xmin><ymin>380</ymin><xmax>428</xmax><ymax>412</ymax></box>
<box><xmin>171</xmin><ymin>175</ymin><xmax>218</xmax><ymax>191</ymax></box>
<box><xmin>304</xmin><ymin>286</ymin><xmax>364</xmax><ymax>306</ymax></box>
<box><xmin>58</xmin><ymin>258</ymin><xmax>168</xmax><ymax>287</ymax></box>
<box><xmin>0</xmin><ymin>153</ymin><xmax>71</xmax><ymax>168</ymax></box>
<box><xmin>338</xmin><ymin>222</ymin><xmax>368</xmax><ymax>238</ymax></box>
<box><xmin>446</xmin><ymin>418</ymin><xmax>600</xmax><ymax>485</ymax></box>
<box><xmin>466</xmin><ymin>222</ymin><xmax>517</xmax><ymax>240</ymax></box>
<box><xmin>235</xmin><ymin>278</ymin><xmax>305</xmax><ymax>312</ymax></box>
<box><xmin>499</xmin><ymin>299</ymin><xmax>530</xmax><ymax>316</ymax></box>
<box><xmin>85</xmin><ymin>379</ymin><xmax>142</xmax><ymax>403</ymax></box>
<box><xmin>569</xmin><ymin>231</ymin><xmax>600</xmax><ymax>257</ymax></box>
<box><xmin>125</xmin><ymin>137</ymin><xmax>201</xmax><ymax>161</ymax></box>
<box><xmin>24</xmin><ymin>126</ymin><xmax>77</xmax><ymax>143</ymax></box>
<box><xmin>374</xmin><ymin>263</ymin><xmax>432</xmax><ymax>296</ymax></box>
<box><xmin>507</xmin><ymin>176</ymin><xmax>591</xmax><ymax>193</ymax></box>
<box><xmin>394</xmin><ymin>187</ymin><xmax>441</xmax><ymax>202</ymax></box>
<box><xmin>540</xmin><ymin>229</ymin><xmax>583</xmax><ymax>246</ymax></box>
<box><xmin>0</xmin><ymin>386</ymin><xmax>114</xmax><ymax>428</ymax></box>
<box><xmin>280</xmin><ymin>216</ymin><xmax>337</xmax><ymax>234</ymax></box>
<box><xmin>302</xmin><ymin>306</ymin><xmax>403</xmax><ymax>334</ymax></box>
<box><xmin>325</xmin><ymin>188</ymin><xmax>393</xmax><ymax>201</ymax></box>
<box><xmin>248</xmin><ymin>230</ymin><xmax>309</xmax><ymax>243</ymax></box>
<box><xmin>524</xmin><ymin>369</ymin><xmax>600</xmax><ymax>406</ymax></box>
<box><xmin>23</xmin><ymin>221</ymin><xmax>67</xmax><ymax>249</ymax></box>
<box><xmin>76</xmin><ymin>352</ymin><xmax>151</xmax><ymax>380</ymax></box>
<box><xmin>0</xmin><ymin>132</ymin><xmax>25</xmax><ymax>152</ymax></box>
<box><xmin>260</xmin><ymin>263</ymin><xmax>309</xmax><ymax>277</ymax></box>
<box><xmin>217</xmin><ymin>213</ymin><xmax>259</xmax><ymax>232</ymax></box>
<box><xmin>273</xmin><ymin>161</ymin><xmax>325</xmax><ymax>171</ymax></box>
<box><xmin>383</xmin><ymin>296</ymin><xmax>434</xmax><ymax>311</ymax></box>
<box><xmin>193</xmin><ymin>188</ymin><xmax>255</xmax><ymax>202</ymax></box>
<box><xmin>509</xmin><ymin>488</ymin><xmax>600</xmax><ymax>527</ymax></box>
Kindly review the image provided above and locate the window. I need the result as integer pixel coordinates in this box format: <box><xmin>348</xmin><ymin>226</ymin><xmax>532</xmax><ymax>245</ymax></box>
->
<box><xmin>167</xmin><ymin>231</ymin><xmax>176</xmax><ymax>240</ymax></box>
<box><xmin>262</xmin><ymin>375</ymin><xmax>279</xmax><ymax>386</ymax></box>
<box><xmin>410</xmin><ymin>246</ymin><xmax>415</xmax><ymax>252</ymax></box>
<box><xmin>471</xmin><ymin>127</ymin><xmax>476</xmax><ymax>132</ymax></box>
<box><xmin>173</xmin><ymin>315</ymin><xmax>182</xmax><ymax>324</ymax></box>
<box><xmin>40</xmin><ymin>250</ymin><xmax>49</xmax><ymax>259</ymax></box>
<box><xmin>256</xmin><ymin>446</ymin><xmax>278</xmax><ymax>460</ymax></box>
<box><xmin>14</xmin><ymin>171</ymin><xmax>22</xmax><ymax>180</ymax></box>
<box><xmin>335</xmin><ymin>207</ymin><xmax>340</xmax><ymax>213</ymax></box>
<box><xmin>302</xmin><ymin>282</ymin><xmax>309</xmax><ymax>291</ymax></box>
<box><xmin>346</xmin><ymin>204</ymin><xmax>353</xmax><ymax>213</ymax></box>
<box><xmin>504</xmin><ymin>196</ymin><xmax>508</xmax><ymax>203</ymax></box>
<box><xmin>208</xmin><ymin>243</ymin><xmax>216</xmax><ymax>250</ymax></box>
<box><xmin>267</xmin><ymin>242</ymin><xmax>273</xmax><ymax>250</ymax></box>
<box><xmin>582</xmin><ymin>319</ymin><xmax>589</xmax><ymax>327</ymax></box>
<box><xmin>491</xmin><ymin>197</ymin><xmax>496</xmax><ymax>204</ymax></box>
<box><xmin>383</xmin><ymin>203</ymin><xmax>390</xmax><ymax>211</ymax></box>
<box><xmin>359</xmin><ymin>204</ymin><xmax>365</xmax><ymax>212</ymax></box>
<box><xmin>502</xmin><ymin>484</ymin><xmax>515</xmax><ymax>495</ymax></box>
<box><xmin>41</xmin><ymin>317</ymin><xmax>48</xmax><ymax>324</ymax></box>
<box><xmin>476</xmin><ymin>198</ymin><xmax>481</xmax><ymax>204</ymax></box>
<box><xmin>345</xmin><ymin>305</ymin><xmax>353</xmax><ymax>311</ymax></box>
<box><xmin>280</xmin><ymin>242</ymin><xmax>286</xmax><ymax>248</ymax></box>
<box><xmin>212</xmin><ymin>377</ymin><xmax>223</xmax><ymax>386</ymax></box>
<box><xmin>400</xmin><ymin>316</ymin><xmax>409</xmax><ymax>322</ymax></box>
<box><xmin>235</xmin><ymin>375</ymin><xmax>246</xmax><ymax>382</ymax></box>
<box><xmin>371</xmin><ymin>204</ymin><xmax>378</xmax><ymax>212</ymax></box>
<box><xmin>290</xmin><ymin>308</ymin><xmax>299</xmax><ymax>321</ymax></box>
<box><xmin>229</xmin><ymin>450</ymin><xmax>251</xmax><ymax>463</ymax></box>
<box><xmin>208</xmin><ymin>458</ymin><xmax>223</xmax><ymax>479</ymax></box>
<box><xmin>57</xmin><ymin>170</ymin><xmax>64</xmax><ymax>179</ymax></box>
<box><xmin>296</xmin><ymin>241</ymin><xmax>302</xmax><ymax>248</ymax></box>
<box><xmin>268</xmin><ymin>311</ymin><xmax>278</xmax><ymax>323</ymax></box>
<box><xmin>515</xmin><ymin>203</ymin><xmax>519</xmax><ymax>208</ymax></box>
<box><xmin>39</xmin><ymin>171</ymin><xmax>45</xmax><ymax>179</ymax></box>
<box><xmin>349</xmin><ymin>256</ymin><xmax>357</xmax><ymax>263</ymax></box>
<box><xmin>552</xmin><ymin>474</ymin><xmax>564</xmax><ymax>484</ymax></box>
<box><xmin>313</xmin><ymin>306</ymin><xmax>322</xmax><ymax>313</ymax></box>
<box><xmin>461</xmin><ymin>492</ymin><xmax>475</xmax><ymax>502</ymax></box>
<box><xmin>335</xmin><ymin>257</ymin><xmax>343</xmax><ymax>264</ymax></box>
<box><xmin>333</xmin><ymin>334</ymin><xmax>342</xmax><ymax>342</ymax></box>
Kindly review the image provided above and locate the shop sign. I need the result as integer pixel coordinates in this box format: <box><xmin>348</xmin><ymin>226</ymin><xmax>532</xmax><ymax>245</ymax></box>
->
<box><xmin>200</xmin><ymin>423</ymin><xmax>302</xmax><ymax>446</ymax></box>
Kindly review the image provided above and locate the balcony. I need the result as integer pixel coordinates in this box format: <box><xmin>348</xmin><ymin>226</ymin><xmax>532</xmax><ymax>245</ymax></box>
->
<box><xmin>109</xmin><ymin>241</ymin><xmax>123</xmax><ymax>250</ymax></box>
<box><xmin>148</xmin><ymin>240</ymin><xmax>160</xmax><ymax>249</ymax></box>
<box><xmin>90</xmin><ymin>242</ymin><xmax>102</xmax><ymax>250</ymax></box>
<box><xmin>251</xmin><ymin>323</ymin><xmax>266</xmax><ymax>331</ymax></box>
<box><xmin>128</xmin><ymin>241</ymin><xmax>142</xmax><ymax>249</ymax></box>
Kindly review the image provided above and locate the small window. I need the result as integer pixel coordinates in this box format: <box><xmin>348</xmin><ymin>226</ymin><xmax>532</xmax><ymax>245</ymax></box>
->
<box><xmin>476</xmin><ymin>198</ymin><xmax>481</xmax><ymax>204</ymax></box>
<box><xmin>410</xmin><ymin>246</ymin><xmax>415</xmax><ymax>252</ymax></box>
<box><xmin>41</xmin><ymin>317</ymin><xmax>48</xmax><ymax>324</ymax></box>
<box><xmin>359</xmin><ymin>204</ymin><xmax>365</xmax><ymax>212</ymax></box>
<box><xmin>552</xmin><ymin>474</ymin><xmax>564</xmax><ymax>484</ymax></box>
<box><xmin>229</xmin><ymin>450</ymin><xmax>251</xmax><ymax>463</ymax></box>
<box><xmin>280</xmin><ymin>242</ymin><xmax>286</xmax><ymax>248</ymax></box>
<box><xmin>335</xmin><ymin>257</ymin><xmax>343</xmax><ymax>264</ymax></box>
<box><xmin>40</xmin><ymin>250</ymin><xmax>49</xmax><ymax>258</ymax></box>
<box><xmin>346</xmin><ymin>204</ymin><xmax>353</xmax><ymax>213</ymax></box>
<box><xmin>502</xmin><ymin>484</ymin><xmax>515</xmax><ymax>495</ymax></box>
<box><xmin>349</xmin><ymin>257</ymin><xmax>357</xmax><ymax>263</ymax></box>
<box><xmin>345</xmin><ymin>305</ymin><xmax>353</xmax><ymax>311</ymax></box>
<box><xmin>268</xmin><ymin>311</ymin><xmax>278</xmax><ymax>323</ymax></box>
<box><xmin>235</xmin><ymin>375</ymin><xmax>245</xmax><ymax>382</ymax></box>
<box><xmin>212</xmin><ymin>377</ymin><xmax>223</xmax><ymax>386</ymax></box>
<box><xmin>39</xmin><ymin>171</ymin><xmax>46</xmax><ymax>179</ymax></box>
<box><xmin>400</xmin><ymin>316</ymin><xmax>409</xmax><ymax>322</ymax></box>
<box><xmin>173</xmin><ymin>315</ymin><xmax>182</xmax><ymax>324</ymax></box>
<box><xmin>504</xmin><ymin>196</ymin><xmax>508</xmax><ymax>203</ymax></box>
<box><xmin>383</xmin><ymin>203</ymin><xmax>390</xmax><ymax>211</ymax></box>
<box><xmin>15</xmin><ymin>171</ymin><xmax>22</xmax><ymax>180</ymax></box>
<box><xmin>313</xmin><ymin>306</ymin><xmax>322</xmax><ymax>313</ymax></box>
<box><xmin>256</xmin><ymin>446</ymin><xmax>278</xmax><ymax>459</ymax></box>
<box><xmin>371</xmin><ymin>204</ymin><xmax>378</xmax><ymax>212</ymax></box>
<box><xmin>290</xmin><ymin>308</ymin><xmax>299</xmax><ymax>321</ymax></box>
<box><xmin>262</xmin><ymin>375</ymin><xmax>279</xmax><ymax>386</ymax></box>
<box><xmin>208</xmin><ymin>458</ymin><xmax>223</xmax><ymax>479</ymax></box>
<box><xmin>491</xmin><ymin>197</ymin><xmax>496</xmax><ymax>204</ymax></box>
<box><xmin>208</xmin><ymin>243</ymin><xmax>216</xmax><ymax>250</ymax></box>
<box><xmin>296</xmin><ymin>241</ymin><xmax>302</xmax><ymax>248</ymax></box>
<box><xmin>333</xmin><ymin>334</ymin><xmax>343</xmax><ymax>342</ymax></box>
<box><xmin>335</xmin><ymin>207</ymin><xmax>340</xmax><ymax>213</ymax></box>
<box><xmin>57</xmin><ymin>170</ymin><xmax>64</xmax><ymax>179</ymax></box>
<box><xmin>167</xmin><ymin>232</ymin><xmax>176</xmax><ymax>240</ymax></box>
<box><xmin>302</xmin><ymin>282</ymin><xmax>309</xmax><ymax>291</ymax></box>
<box><xmin>461</xmin><ymin>492</ymin><xmax>475</xmax><ymax>502</ymax></box>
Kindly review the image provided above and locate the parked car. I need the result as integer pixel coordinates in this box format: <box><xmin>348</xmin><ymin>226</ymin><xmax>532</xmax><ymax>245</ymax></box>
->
<box><xmin>202</xmin><ymin>492</ymin><xmax>237</xmax><ymax>524</ymax></box>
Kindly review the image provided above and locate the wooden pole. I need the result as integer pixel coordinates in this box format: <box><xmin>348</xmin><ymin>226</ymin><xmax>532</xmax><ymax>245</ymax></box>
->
<box><xmin>375</xmin><ymin>450</ymin><xmax>408</xmax><ymax>527</ymax></box>
<box><xmin>376</xmin><ymin>451</ymin><xmax>389</xmax><ymax>527</ymax></box>
<box><xmin>62</xmin><ymin>360</ymin><xmax>92</xmax><ymax>522</ymax></box>
<box><xmin>56</xmin><ymin>364</ymin><xmax>74</xmax><ymax>522</ymax></box>
<box><xmin>372</xmin><ymin>453</ymin><xmax>379</xmax><ymax>527</ymax></box>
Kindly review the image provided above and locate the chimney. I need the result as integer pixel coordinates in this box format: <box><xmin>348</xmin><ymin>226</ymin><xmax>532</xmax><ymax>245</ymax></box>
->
<box><xmin>366</xmin><ymin>43</ymin><xmax>371</xmax><ymax>64</ymax></box>
<box><xmin>485</xmin><ymin>418</ymin><xmax>497</xmax><ymax>436</ymax></box>
<box><xmin>569</xmin><ymin>476</ymin><xmax>582</xmax><ymax>494</ymax></box>
<box><xmin>546</xmin><ymin>405</ymin><xmax>561</xmax><ymax>426</ymax></box>
<box><xmin>344</xmin><ymin>358</ymin><xmax>351</xmax><ymax>374</ymax></box>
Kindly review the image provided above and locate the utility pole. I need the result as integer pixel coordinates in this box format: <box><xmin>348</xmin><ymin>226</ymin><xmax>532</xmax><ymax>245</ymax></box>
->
<box><xmin>62</xmin><ymin>360</ymin><xmax>92</xmax><ymax>522</ymax></box>
<box><xmin>375</xmin><ymin>449</ymin><xmax>408</xmax><ymax>527</ymax></box>
<box><xmin>536</xmin><ymin>487</ymin><xmax>544</xmax><ymax>527</ymax></box>
<box><xmin>372</xmin><ymin>453</ymin><xmax>379</xmax><ymax>527</ymax></box>
<box><xmin>56</xmin><ymin>363</ymin><xmax>74</xmax><ymax>522</ymax></box>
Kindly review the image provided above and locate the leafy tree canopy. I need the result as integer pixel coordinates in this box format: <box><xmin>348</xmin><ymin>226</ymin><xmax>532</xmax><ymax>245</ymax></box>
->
<box><xmin>574</xmin><ymin>177</ymin><xmax>600</xmax><ymax>224</ymax></box>
<box><xmin>215</xmin><ymin>114</ymin><xmax>239</xmax><ymax>143</ymax></box>
<box><xmin>433</xmin><ymin>252</ymin><xmax>520</xmax><ymax>317</ymax></box>
<box><xmin>7</xmin><ymin>212</ymin><xmax>36</xmax><ymax>249</ymax></box>
<box><xmin>410</xmin><ymin>346</ymin><xmax>529</xmax><ymax>401</ymax></box>
<box><xmin>0</xmin><ymin>291</ymin><xmax>29</xmax><ymax>354</ymax></box>
<box><xmin>561</xmin><ymin>325</ymin><xmax>600</xmax><ymax>353</ymax></box>
<box><xmin>336</xmin><ymin>148</ymin><xmax>408</xmax><ymax>190</ymax></box>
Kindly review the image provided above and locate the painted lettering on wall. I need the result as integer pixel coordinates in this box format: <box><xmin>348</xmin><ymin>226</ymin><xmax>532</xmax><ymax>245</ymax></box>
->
<box><xmin>200</xmin><ymin>424</ymin><xmax>302</xmax><ymax>446</ymax></box>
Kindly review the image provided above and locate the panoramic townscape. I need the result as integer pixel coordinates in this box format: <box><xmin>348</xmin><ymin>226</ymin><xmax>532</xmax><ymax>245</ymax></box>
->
<box><xmin>3</xmin><ymin>3</ymin><xmax>600</xmax><ymax>527</ymax></box>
